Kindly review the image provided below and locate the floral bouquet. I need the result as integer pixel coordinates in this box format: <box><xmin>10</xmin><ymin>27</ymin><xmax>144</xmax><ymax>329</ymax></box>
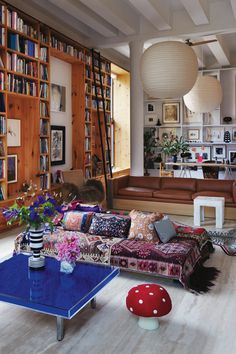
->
<box><xmin>1</xmin><ymin>194</ymin><xmax>61</xmax><ymax>231</ymax></box>
<box><xmin>56</xmin><ymin>233</ymin><xmax>80</xmax><ymax>274</ymax></box>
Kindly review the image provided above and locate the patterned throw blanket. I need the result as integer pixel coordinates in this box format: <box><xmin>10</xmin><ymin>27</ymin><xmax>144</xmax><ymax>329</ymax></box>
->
<box><xmin>14</xmin><ymin>225</ymin><xmax>214</xmax><ymax>292</ymax></box>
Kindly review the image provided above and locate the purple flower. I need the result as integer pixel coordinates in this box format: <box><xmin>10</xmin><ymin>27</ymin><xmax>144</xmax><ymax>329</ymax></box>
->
<box><xmin>43</xmin><ymin>207</ymin><xmax>54</xmax><ymax>217</ymax></box>
<box><xmin>37</xmin><ymin>195</ymin><xmax>46</xmax><ymax>205</ymax></box>
<box><xmin>29</xmin><ymin>210</ymin><xmax>40</xmax><ymax>222</ymax></box>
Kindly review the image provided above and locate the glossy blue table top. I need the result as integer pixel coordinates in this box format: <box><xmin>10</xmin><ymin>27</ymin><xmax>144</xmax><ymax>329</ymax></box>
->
<box><xmin>0</xmin><ymin>254</ymin><xmax>119</xmax><ymax>318</ymax></box>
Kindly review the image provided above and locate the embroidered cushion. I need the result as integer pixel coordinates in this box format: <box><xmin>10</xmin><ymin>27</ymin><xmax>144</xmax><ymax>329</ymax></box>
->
<box><xmin>128</xmin><ymin>210</ymin><xmax>163</xmax><ymax>242</ymax></box>
<box><xmin>154</xmin><ymin>216</ymin><xmax>176</xmax><ymax>243</ymax></box>
<box><xmin>63</xmin><ymin>211</ymin><xmax>94</xmax><ymax>232</ymax></box>
<box><xmin>88</xmin><ymin>213</ymin><xmax>131</xmax><ymax>238</ymax></box>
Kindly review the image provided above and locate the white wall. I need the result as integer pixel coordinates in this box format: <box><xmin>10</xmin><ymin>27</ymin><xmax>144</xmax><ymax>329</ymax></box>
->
<box><xmin>50</xmin><ymin>57</ymin><xmax>72</xmax><ymax>174</ymax></box>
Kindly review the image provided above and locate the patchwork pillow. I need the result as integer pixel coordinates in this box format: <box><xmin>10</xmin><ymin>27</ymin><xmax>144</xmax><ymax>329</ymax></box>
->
<box><xmin>154</xmin><ymin>216</ymin><xmax>176</xmax><ymax>243</ymax></box>
<box><xmin>128</xmin><ymin>210</ymin><xmax>163</xmax><ymax>242</ymax></box>
<box><xmin>88</xmin><ymin>213</ymin><xmax>131</xmax><ymax>238</ymax></box>
<box><xmin>63</xmin><ymin>211</ymin><xmax>94</xmax><ymax>232</ymax></box>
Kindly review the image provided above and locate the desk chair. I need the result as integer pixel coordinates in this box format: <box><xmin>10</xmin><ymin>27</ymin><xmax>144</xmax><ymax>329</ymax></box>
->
<box><xmin>202</xmin><ymin>161</ymin><xmax>219</xmax><ymax>179</ymax></box>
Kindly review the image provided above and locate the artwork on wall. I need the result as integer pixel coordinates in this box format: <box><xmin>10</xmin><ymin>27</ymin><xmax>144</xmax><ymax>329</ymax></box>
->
<box><xmin>7</xmin><ymin>154</ymin><xmax>17</xmax><ymax>183</ymax></box>
<box><xmin>144</xmin><ymin>114</ymin><xmax>158</xmax><ymax>126</ymax></box>
<box><xmin>229</xmin><ymin>151</ymin><xmax>236</xmax><ymax>164</ymax></box>
<box><xmin>51</xmin><ymin>125</ymin><xmax>66</xmax><ymax>165</ymax></box>
<box><xmin>212</xmin><ymin>145</ymin><xmax>226</xmax><ymax>159</ymax></box>
<box><xmin>205</xmin><ymin>127</ymin><xmax>224</xmax><ymax>142</ymax></box>
<box><xmin>189</xmin><ymin>146</ymin><xmax>211</xmax><ymax>162</ymax></box>
<box><xmin>7</xmin><ymin>119</ymin><xmax>21</xmax><ymax>147</ymax></box>
<box><xmin>232</xmin><ymin>128</ymin><xmax>236</xmax><ymax>142</ymax></box>
<box><xmin>146</xmin><ymin>102</ymin><xmax>156</xmax><ymax>113</ymax></box>
<box><xmin>187</xmin><ymin>129</ymin><xmax>200</xmax><ymax>141</ymax></box>
<box><xmin>162</xmin><ymin>102</ymin><xmax>180</xmax><ymax>124</ymax></box>
<box><xmin>51</xmin><ymin>84</ymin><xmax>66</xmax><ymax>112</ymax></box>
<box><xmin>183</xmin><ymin>105</ymin><xmax>202</xmax><ymax>124</ymax></box>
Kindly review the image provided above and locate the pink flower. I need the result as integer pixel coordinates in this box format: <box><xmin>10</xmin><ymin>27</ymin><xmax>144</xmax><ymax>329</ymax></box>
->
<box><xmin>56</xmin><ymin>232</ymin><xmax>80</xmax><ymax>263</ymax></box>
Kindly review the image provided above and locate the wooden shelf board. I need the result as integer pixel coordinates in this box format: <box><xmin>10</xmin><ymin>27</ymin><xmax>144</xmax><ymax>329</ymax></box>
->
<box><xmin>50</xmin><ymin>47</ymin><xmax>83</xmax><ymax>64</ymax></box>
<box><xmin>7</xmin><ymin>69</ymin><xmax>38</xmax><ymax>81</ymax></box>
<box><xmin>7</xmin><ymin>48</ymin><xmax>38</xmax><ymax>61</ymax></box>
<box><xmin>8</xmin><ymin>91</ymin><xmax>38</xmax><ymax>99</ymax></box>
<box><xmin>7</xmin><ymin>27</ymin><xmax>39</xmax><ymax>43</ymax></box>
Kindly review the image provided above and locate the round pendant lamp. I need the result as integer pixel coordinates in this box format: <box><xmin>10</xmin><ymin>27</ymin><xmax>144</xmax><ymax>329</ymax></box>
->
<box><xmin>140</xmin><ymin>41</ymin><xmax>198</xmax><ymax>98</ymax></box>
<box><xmin>183</xmin><ymin>75</ymin><xmax>222</xmax><ymax>113</ymax></box>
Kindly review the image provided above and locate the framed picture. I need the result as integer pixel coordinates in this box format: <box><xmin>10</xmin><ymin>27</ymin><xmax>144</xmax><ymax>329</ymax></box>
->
<box><xmin>213</xmin><ymin>145</ymin><xmax>225</xmax><ymax>159</ymax></box>
<box><xmin>144</xmin><ymin>114</ymin><xmax>158</xmax><ymax>126</ymax></box>
<box><xmin>7</xmin><ymin>119</ymin><xmax>21</xmax><ymax>147</ymax></box>
<box><xmin>163</xmin><ymin>103</ymin><xmax>180</xmax><ymax>124</ymax></box>
<box><xmin>184</xmin><ymin>105</ymin><xmax>202</xmax><ymax>124</ymax></box>
<box><xmin>205</xmin><ymin>127</ymin><xmax>224</xmax><ymax>142</ymax></box>
<box><xmin>51</xmin><ymin>125</ymin><xmax>65</xmax><ymax>165</ymax></box>
<box><xmin>232</xmin><ymin>128</ymin><xmax>236</xmax><ymax>142</ymax></box>
<box><xmin>189</xmin><ymin>146</ymin><xmax>211</xmax><ymax>162</ymax></box>
<box><xmin>229</xmin><ymin>151</ymin><xmax>236</xmax><ymax>164</ymax></box>
<box><xmin>51</xmin><ymin>84</ymin><xmax>66</xmax><ymax>112</ymax></box>
<box><xmin>187</xmin><ymin>129</ymin><xmax>200</xmax><ymax>141</ymax></box>
<box><xmin>7</xmin><ymin>154</ymin><xmax>17</xmax><ymax>183</ymax></box>
<box><xmin>146</xmin><ymin>102</ymin><xmax>156</xmax><ymax>113</ymax></box>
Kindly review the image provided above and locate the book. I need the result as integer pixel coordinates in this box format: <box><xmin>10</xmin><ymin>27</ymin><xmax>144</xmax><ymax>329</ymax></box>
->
<box><xmin>0</xmin><ymin>93</ymin><xmax>5</xmax><ymax>112</ymax></box>
<box><xmin>0</xmin><ymin>140</ymin><xmax>5</xmax><ymax>156</ymax></box>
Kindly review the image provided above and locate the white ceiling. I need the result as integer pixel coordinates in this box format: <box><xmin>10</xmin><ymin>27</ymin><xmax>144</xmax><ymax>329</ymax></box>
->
<box><xmin>7</xmin><ymin>0</ymin><xmax>236</xmax><ymax>70</ymax></box>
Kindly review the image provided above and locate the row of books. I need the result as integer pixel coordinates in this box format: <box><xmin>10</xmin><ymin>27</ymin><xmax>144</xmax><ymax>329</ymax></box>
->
<box><xmin>0</xmin><ymin>5</ymin><xmax>5</xmax><ymax>25</ymax></box>
<box><xmin>92</xmin><ymin>99</ymin><xmax>110</xmax><ymax>111</ymax></box>
<box><xmin>85</xmin><ymin>167</ymin><xmax>92</xmax><ymax>179</ymax></box>
<box><xmin>0</xmin><ymin>139</ymin><xmax>5</xmax><ymax>156</ymax></box>
<box><xmin>85</xmin><ymin>124</ymin><xmax>91</xmax><ymax>136</ymax></box>
<box><xmin>85</xmin><ymin>82</ymin><xmax>91</xmax><ymax>94</ymax></box>
<box><xmin>50</xmin><ymin>35</ymin><xmax>84</xmax><ymax>61</ymax></box>
<box><xmin>40</xmin><ymin>47</ymin><xmax>48</xmax><ymax>62</ymax></box>
<box><xmin>40</xmin><ymin>138</ymin><xmax>48</xmax><ymax>154</ymax></box>
<box><xmin>39</xmin><ymin>32</ymin><xmax>49</xmax><ymax>45</ymax></box>
<box><xmin>40</xmin><ymin>174</ymin><xmax>49</xmax><ymax>190</ymax></box>
<box><xmin>40</xmin><ymin>64</ymin><xmax>48</xmax><ymax>81</ymax></box>
<box><xmin>85</xmin><ymin>152</ymin><xmax>91</xmax><ymax>165</ymax></box>
<box><xmin>85</xmin><ymin>110</ymin><xmax>91</xmax><ymax>122</ymax></box>
<box><xmin>0</xmin><ymin>71</ymin><xmax>4</xmax><ymax>90</ymax></box>
<box><xmin>7</xmin><ymin>74</ymin><xmax>37</xmax><ymax>96</ymax></box>
<box><xmin>40</xmin><ymin>119</ymin><xmax>49</xmax><ymax>136</ymax></box>
<box><xmin>8</xmin><ymin>33</ymin><xmax>38</xmax><ymax>58</ymax></box>
<box><xmin>40</xmin><ymin>155</ymin><xmax>49</xmax><ymax>172</ymax></box>
<box><xmin>7</xmin><ymin>9</ymin><xmax>37</xmax><ymax>39</ymax></box>
<box><xmin>85</xmin><ymin>68</ymin><xmax>91</xmax><ymax>80</ymax></box>
<box><xmin>0</xmin><ymin>116</ymin><xmax>6</xmax><ymax>134</ymax></box>
<box><xmin>85</xmin><ymin>137</ymin><xmax>91</xmax><ymax>151</ymax></box>
<box><xmin>40</xmin><ymin>101</ymin><xmax>49</xmax><ymax>117</ymax></box>
<box><xmin>85</xmin><ymin>96</ymin><xmax>91</xmax><ymax>109</ymax></box>
<box><xmin>0</xmin><ymin>93</ymin><xmax>5</xmax><ymax>111</ymax></box>
<box><xmin>93</xmin><ymin>59</ymin><xmax>110</xmax><ymax>73</ymax></box>
<box><xmin>0</xmin><ymin>159</ymin><xmax>4</xmax><ymax>179</ymax></box>
<box><xmin>91</xmin><ymin>85</ymin><xmax>111</xmax><ymax>99</ymax></box>
<box><xmin>40</xmin><ymin>83</ymin><xmax>49</xmax><ymax>99</ymax></box>
<box><xmin>0</xmin><ymin>185</ymin><xmax>4</xmax><ymax>200</ymax></box>
<box><xmin>7</xmin><ymin>52</ymin><xmax>38</xmax><ymax>77</ymax></box>
<box><xmin>0</xmin><ymin>27</ymin><xmax>5</xmax><ymax>46</ymax></box>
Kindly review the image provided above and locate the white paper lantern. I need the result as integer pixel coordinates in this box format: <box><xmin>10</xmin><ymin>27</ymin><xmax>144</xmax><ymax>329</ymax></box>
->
<box><xmin>183</xmin><ymin>76</ymin><xmax>222</xmax><ymax>113</ymax></box>
<box><xmin>140</xmin><ymin>41</ymin><xmax>198</xmax><ymax>98</ymax></box>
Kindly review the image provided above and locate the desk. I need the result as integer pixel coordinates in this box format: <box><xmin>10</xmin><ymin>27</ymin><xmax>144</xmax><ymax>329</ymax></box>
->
<box><xmin>165</xmin><ymin>162</ymin><xmax>236</xmax><ymax>179</ymax></box>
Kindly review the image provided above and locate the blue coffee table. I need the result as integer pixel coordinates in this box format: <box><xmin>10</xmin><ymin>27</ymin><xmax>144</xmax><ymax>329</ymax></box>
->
<box><xmin>0</xmin><ymin>254</ymin><xmax>119</xmax><ymax>340</ymax></box>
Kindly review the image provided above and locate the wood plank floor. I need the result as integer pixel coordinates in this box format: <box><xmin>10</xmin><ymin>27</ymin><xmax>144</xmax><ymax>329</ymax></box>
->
<box><xmin>0</xmin><ymin>216</ymin><xmax>235</xmax><ymax>354</ymax></box>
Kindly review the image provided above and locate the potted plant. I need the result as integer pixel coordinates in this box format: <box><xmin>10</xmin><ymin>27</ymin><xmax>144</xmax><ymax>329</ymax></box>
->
<box><xmin>1</xmin><ymin>193</ymin><xmax>61</xmax><ymax>269</ymax></box>
<box><xmin>161</xmin><ymin>135</ymin><xmax>189</xmax><ymax>162</ymax></box>
<box><xmin>144</xmin><ymin>129</ymin><xmax>159</xmax><ymax>175</ymax></box>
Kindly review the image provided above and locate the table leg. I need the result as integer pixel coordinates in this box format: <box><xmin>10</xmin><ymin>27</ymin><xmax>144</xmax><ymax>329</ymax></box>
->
<box><xmin>90</xmin><ymin>297</ymin><xmax>96</xmax><ymax>309</ymax></box>
<box><xmin>194</xmin><ymin>203</ymin><xmax>201</xmax><ymax>226</ymax></box>
<box><xmin>57</xmin><ymin>316</ymin><xmax>64</xmax><ymax>341</ymax></box>
<box><xmin>200</xmin><ymin>206</ymin><xmax>204</xmax><ymax>222</ymax></box>
<box><xmin>215</xmin><ymin>205</ymin><xmax>224</xmax><ymax>229</ymax></box>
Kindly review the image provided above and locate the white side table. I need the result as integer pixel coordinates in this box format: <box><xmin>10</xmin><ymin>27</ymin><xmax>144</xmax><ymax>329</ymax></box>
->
<box><xmin>194</xmin><ymin>196</ymin><xmax>225</xmax><ymax>229</ymax></box>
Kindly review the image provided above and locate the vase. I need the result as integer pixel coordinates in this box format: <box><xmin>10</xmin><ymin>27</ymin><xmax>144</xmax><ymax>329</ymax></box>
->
<box><xmin>28</xmin><ymin>225</ymin><xmax>45</xmax><ymax>269</ymax></box>
<box><xmin>60</xmin><ymin>260</ymin><xmax>76</xmax><ymax>274</ymax></box>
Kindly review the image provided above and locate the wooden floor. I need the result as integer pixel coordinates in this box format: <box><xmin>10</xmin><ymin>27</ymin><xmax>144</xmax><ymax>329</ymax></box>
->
<box><xmin>0</xmin><ymin>216</ymin><xmax>236</xmax><ymax>354</ymax></box>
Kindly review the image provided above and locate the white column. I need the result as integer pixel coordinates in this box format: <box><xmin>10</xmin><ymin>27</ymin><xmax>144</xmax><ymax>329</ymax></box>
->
<box><xmin>129</xmin><ymin>40</ymin><xmax>144</xmax><ymax>176</ymax></box>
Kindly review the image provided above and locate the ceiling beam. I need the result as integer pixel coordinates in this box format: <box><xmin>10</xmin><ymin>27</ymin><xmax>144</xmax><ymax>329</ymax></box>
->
<box><xmin>192</xmin><ymin>46</ymin><xmax>205</xmax><ymax>68</ymax></box>
<box><xmin>128</xmin><ymin>0</ymin><xmax>171</xmax><ymax>31</ymax></box>
<box><xmin>80</xmin><ymin>0</ymin><xmax>137</xmax><ymax>35</ymax></box>
<box><xmin>48</xmin><ymin>0</ymin><xmax>117</xmax><ymax>37</ymax></box>
<box><xmin>180</xmin><ymin>0</ymin><xmax>209</xmax><ymax>25</ymax></box>
<box><xmin>205</xmin><ymin>35</ymin><xmax>231</xmax><ymax>67</ymax></box>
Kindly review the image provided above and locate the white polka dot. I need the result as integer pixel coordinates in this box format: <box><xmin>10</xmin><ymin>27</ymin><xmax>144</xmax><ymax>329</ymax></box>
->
<box><xmin>153</xmin><ymin>309</ymin><xmax>158</xmax><ymax>315</ymax></box>
<box><xmin>135</xmin><ymin>290</ymin><xmax>139</xmax><ymax>293</ymax></box>
<box><xmin>162</xmin><ymin>298</ymin><xmax>166</xmax><ymax>302</ymax></box>
<box><xmin>139</xmin><ymin>299</ymin><xmax>143</xmax><ymax>304</ymax></box>
<box><xmin>130</xmin><ymin>307</ymin><xmax>133</xmax><ymax>312</ymax></box>
<box><xmin>149</xmin><ymin>292</ymin><xmax>154</xmax><ymax>296</ymax></box>
<box><xmin>145</xmin><ymin>285</ymin><xmax>150</xmax><ymax>288</ymax></box>
<box><xmin>160</xmin><ymin>287</ymin><xmax>163</xmax><ymax>291</ymax></box>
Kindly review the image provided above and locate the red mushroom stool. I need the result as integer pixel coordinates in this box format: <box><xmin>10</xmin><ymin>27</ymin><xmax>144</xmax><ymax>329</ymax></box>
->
<box><xmin>126</xmin><ymin>284</ymin><xmax>172</xmax><ymax>330</ymax></box>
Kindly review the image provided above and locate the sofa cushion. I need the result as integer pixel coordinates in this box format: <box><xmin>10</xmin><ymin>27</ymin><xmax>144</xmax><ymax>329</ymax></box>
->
<box><xmin>88</xmin><ymin>213</ymin><xmax>131</xmax><ymax>238</ymax></box>
<box><xmin>118</xmin><ymin>187</ymin><xmax>156</xmax><ymax>198</ymax></box>
<box><xmin>193</xmin><ymin>191</ymin><xmax>233</xmax><ymax>203</ymax></box>
<box><xmin>154</xmin><ymin>217</ymin><xmax>177</xmax><ymax>243</ymax></box>
<box><xmin>129</xmin><ymin>176</ymin><xmax>161</xmax><ymax>190</ymax></box>
<box><xmin>196</xmin><ymin>179</ymin><xmax>233</xmax><ymax>193</ymax></box>
<box><xmin>63</xmin><ymin>211</ymin><xmax>94</xmax><ymax>232</ymax></box>
<box><xmin>153</xmin><ymin>189</ymin><xmax>193</xmax><ymax>201</ymax></box>
<box><xmin>128</xmin><ymin>210</ymin><xmax>163</xmax><ymax>242</ymax></box>
<box><xmin>161</xmin><ymin>177</ymin><xmax>196</xmax><ymax>191</ymax></box>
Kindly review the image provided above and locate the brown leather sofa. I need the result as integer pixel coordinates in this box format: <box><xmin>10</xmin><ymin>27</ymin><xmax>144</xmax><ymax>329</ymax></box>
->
<box><xmin>108</xmin><ymin>176</ymin><xmax>236</xmax><ymax>219</ymax></box>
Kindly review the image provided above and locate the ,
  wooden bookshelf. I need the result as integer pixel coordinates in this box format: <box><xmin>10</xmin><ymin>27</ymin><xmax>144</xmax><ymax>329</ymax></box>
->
<box><xmin>0</xmin><ymin>1</ymin><xmax>111</xmax><ymax>212</ymax></box>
